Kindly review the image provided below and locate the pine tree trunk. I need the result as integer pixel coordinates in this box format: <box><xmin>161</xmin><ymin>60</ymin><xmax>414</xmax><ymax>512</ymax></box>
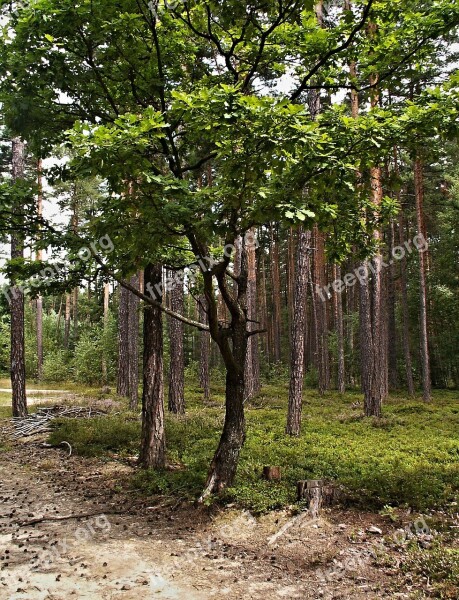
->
<box><xmin>102</xmin><ymin>282</ymin><xmax>110</xmax><ymax>384</ymax></box>
<box><xmin>414</xmin><ymin>156</ymin><xmax>432</xmax><ymax>402</ymax></box>
<box><xmin>36</xmin><ymin>158</ymin><xmax>44</xmax><ymax>381</ymax></box>
<box><xmin>64</xmin><ymin>293</ymin><xmax>71</xmax><ymax>349</ymax></box>
<box><xmin>167</xmin><ymin>272</ymin><xmax>185</xmax><ymax>414</ymax></box>
<box><xmin>198</xmin><ymin>295</ymin><xmax>211</xmax><ymax>403</ymax></box>
<box><xmin>387</xmin><ymin>222</ymin><xmax>398</xmax><ymax>391</ymax></box>
<box><xmin>117</xmin><ymin>284</ymin><xmax>130</xmax><ymax>397</ymax></box>
<box><xmin>10</xmin><ymin>137</ymin><xmax>27</xmax><ymax>418</ymax></box>
<box><xmin>313</xmin><ymin>226</ymin><xmax>330</xmax><ymax>394</ymax></box>
<box><xmin>270</xmin><ymin>225</ymin><xmax>282</xmax><ymax>363</ymax></box>
<box><xmin>398</xmin><ymin>213</ymin><xmax>415</xmax><ymax>396</ymax></box>
<box><xmin>244</xmin><ymin>229</ymin><xmax>260</xmax><ymax>401</ymax></box>
<box><xmin>128</xmin><ymin>273</ymin><xmax>140</xmax><ymax>409</ymax></box>
<box><xmin>287</xmin><ymin>228</ymin><xmax>310</xmax><ymax>435</ymax></box>
<box><xmin>333</xmin><ymin>264</ymin><xmax>346</xmax><ymax>394</ymax></box>
<box><xmin>139</xmin><ymin>263</ymin><xmax>166</xmax><ymax>469</ymax></box>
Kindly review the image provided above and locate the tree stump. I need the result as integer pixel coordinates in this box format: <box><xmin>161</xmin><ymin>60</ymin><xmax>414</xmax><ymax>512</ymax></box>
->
<box><xmin>297</xmin><ymin>479</ymin><xmax>336</xmax><ymax>517</ymax></box>
<box><xmin>263</xmin><ymin>466</ymin><xmax>281</xmax><ymax>481</ymax></box>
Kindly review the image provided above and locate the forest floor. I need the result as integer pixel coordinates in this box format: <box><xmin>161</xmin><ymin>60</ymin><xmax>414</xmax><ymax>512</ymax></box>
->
<box><xmin>0</xmin><ymin>384</ymin><xmax>458</xmax><ymax>599</ymax></box>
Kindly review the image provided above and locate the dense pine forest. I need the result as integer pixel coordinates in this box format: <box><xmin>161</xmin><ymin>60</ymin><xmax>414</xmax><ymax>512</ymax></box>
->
<box><xmin>0</xmin><ymin>1</ymin><xmax>458</xmax><ymax>598</ymax></box>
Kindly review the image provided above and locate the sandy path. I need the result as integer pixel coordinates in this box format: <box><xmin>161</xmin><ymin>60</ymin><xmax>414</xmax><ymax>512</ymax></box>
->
<box><xmin>0</xmin><ymin>439</ymin><xmax>403</xmax><ymax>600</ymax></box>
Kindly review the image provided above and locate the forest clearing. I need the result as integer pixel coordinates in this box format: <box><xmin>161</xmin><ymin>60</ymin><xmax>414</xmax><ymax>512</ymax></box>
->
<box><xmin>1</xmin><ymin>0</ymin><xmax>459</xmax><ymax>598</ymax></box>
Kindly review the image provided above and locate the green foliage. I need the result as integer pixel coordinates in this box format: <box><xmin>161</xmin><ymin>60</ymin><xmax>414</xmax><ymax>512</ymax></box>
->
<box><xmin>403</xmin><ymin>544</ymin><xmax>459</xmax><ymax>598</ymax></box>
<box><xmin>48</xmin><ymin>415</ymin><xmax>140</xmax><ymax>457</ymax></box>
<box><xmin>42</xmin><ymin>350</ymin><xmax>73</xmax><ymax>383</ymax></box>
<box><xmin>48</xmin><ymin>386</ymin><xmax>459</xmax><ymax>513</ymax></box>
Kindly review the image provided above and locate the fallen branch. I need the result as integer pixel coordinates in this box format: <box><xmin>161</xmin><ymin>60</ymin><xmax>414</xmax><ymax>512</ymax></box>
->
<box><xmin>17</xmin><ymin>510</ymin><xmax>126</xmax><ymax>527</ymax></box>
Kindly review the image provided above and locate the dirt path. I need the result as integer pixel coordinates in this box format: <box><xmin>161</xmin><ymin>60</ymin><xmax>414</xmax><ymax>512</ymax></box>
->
<box><xmin>0</xmin><ymin>438</ymin><xmax>406</xmax><ymax>599</ymax></box>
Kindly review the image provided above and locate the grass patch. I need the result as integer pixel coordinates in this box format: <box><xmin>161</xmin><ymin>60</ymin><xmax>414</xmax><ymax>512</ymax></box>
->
<box><xmin>402</xmin><ymin>544</ymin><xmax>459</xmax><ymax>598</ymax></box>
<box><xmin>47</xmin><ymin>385</ymin><xmax>459</xmax><ymax>513</ymax></box>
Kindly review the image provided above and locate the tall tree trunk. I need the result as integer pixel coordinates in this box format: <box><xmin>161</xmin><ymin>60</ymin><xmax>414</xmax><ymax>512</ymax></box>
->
<box><xmin>36</xmin><ymin>158</ymin><xmax>44</xmax><ymax>381</ymax></box>
<box><xmin>10</xmin><ymin>138</ymin><xmax>27</xmax><ymax>418</ymax></box>
<box><xmin>128</xmin><ymin>273</ymin><xmax>140</xmax><ymax>409</ymax></box>
<box><xmin>139</xmin><ymin>263</ymin><xmax>166</xmax><ymax>469</ymax></box>
<box><xmin>333</xmin><ymin>264</ymin><xmax>346</xmax><ymax>394</ymax></box>
<box><xmin>198</xmin><ymin>295</ymin><xmax>211</xmax><ymax>403</ymax></box>
<box><xmin>258</xmin><ymin>249</ymin><xmax>270</xmax><ymax>366</ymax></box>
<box><xmin>270</xmin><ymin>225</ymin><xmax>282</xmax><ymax>363</ymax></box>
<box><xmin>358</xmin><ymin>58</ymin><xmax>387</xmax><ymax>417</ymax></box>
<box><xmin>387</xmin><ymin>222</ymin><xmax>398</xmax><ymax>391</ymax></box>
<box><xmin>313</xmin><ymin>225</ymin><xmax>330</xmax><ymax>394</ymax></box>
<box><xmin>414</xmin><ymin>156</ymin><xmax>432</xmax><ymax>402</ymax></box>
<box><xmin>244</xmin><ymin>229</ymin><xmax>260</xmax><ymax>401</ymax></box>
<box><xmin>64</xmin><ymin>293</ymin><xmax>71</xmax><ymax>349</ymax></box>
<box><xmin>287</xmin><ymin>228</ymin><xmax>310</xmax><ymax>435</ymax></box>
<box><xmin>117</xmin><ymin>284</ymin><xmax>130</xmax><ymax>397</ymax></box>
<box><xmin>167</xmin><ymin>272</ymin><xmax>185</xmax><ymax>414</ymax></box>
<box><xmin>398</xmin><ymin>213</ymin><xmax>415</xmax><ymax>396</ymax></box>
<box><xmin>102</xmin><ymin>282</ymin><xmax>110</xmax><ymax>384</ymax></box>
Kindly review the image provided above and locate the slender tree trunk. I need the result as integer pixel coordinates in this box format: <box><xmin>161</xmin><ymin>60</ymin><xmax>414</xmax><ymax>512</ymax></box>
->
<box><xmin>128</xmin><ymin>273</ymin><xmax>140</xmax><ymax>408</ymax></box>
<box><xmin>72</xmin><ymin>287</ymin><xmax>79</xmax><ymax>342</ymax></box>
<box><xmin>167</xmin><ymin>272</ymin><xmax>185</xmax><ymax>414</ymax></box>
<box><xmin>102</xmin><ymin>282</ymin><xmax>110</xmax><ymax>384</ymax></box>
<box><xmin>64</xmin><ymin>293</ymin><xmax>71</xmax><ymax>349</ymax></box>
<box><xmin>258</xmin><ymin>249</ymin><xmax>270</xmax><ymax>366</ymax></box>
<box><xmin>387</xmin><ymin>223</ymin><xmax>398</xmax><ymax>391</ymax></box>
<box><xmin>198</xmin><ymin>295</ymin><xmax>211</xmax><ymax>403</ymax></box>
<box><xmin>333</xmin><ymin>264</ymin><xmax>346</xmax><ymax>394</ymax></box>
<box><xmin>414</xmin><ymin>156</ymin><xmax>432</xmax><ymax>401</ymax></box>
<box><xmin>287</xmin><ymin>228</ymin><xmax>310</xmax><ymax>435</ymax></box>
<box><xmin>117</xmin><ymin>284</ymin><xmax>130</xmax><ymax>397</ymax></box>
<box><xmin>398</xmin><ymin>213</ymin><xmax>415</xmax><ymax>396</ymax></box>
<box><xmin>10</xmin><ymin>138</ymin><xmax>27</xmax><ymax>418</ymax></box>
<box><xmin>270</xmin><ymin>225</ymin><xmax>282</xmax><ymax>363</ymax></box>
<box><xmin>313</xmin><ymin>225</ymin><xmax>330</xmax><ymax>394</ymax></box>
<box><xmin>36</xmin><ymin>159</ymin><xmax>44</xmax><ymax>381</ymax></box>
<box><xmin>244</xmin><ymin>229</ymin><xmax>260</xmax><ymax>401</ymax></box>
<box><xmin>139</xmin><ymin>263</ymin><xmax>166</xmax><ymax>469</ymax></box>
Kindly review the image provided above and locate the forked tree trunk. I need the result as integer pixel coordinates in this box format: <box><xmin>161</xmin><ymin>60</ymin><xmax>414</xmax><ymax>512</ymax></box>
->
<box><xmin>287</xmin><ymin>228</ymin><xmax>310</xmax><ymax>435</ymax></box>
<box><xmin>167</xmin><ymin>272</ymin><xmax>185</xmax><ymax>414</ymax></box>
<box><xmin>139</xmin><ymin>263</ymin><xmax>166</xmax><ymax>469</ymax></box>
<box><xmin>333</xmin><ymin>264</ymin><xmax>346</xmax><ymax>394</ymax></box>
<box><xmin>200</xmin><ymin>245</ymin><xmax>249</xmax><ymax>499</ymax></box>
<box><xmin>10</xmin><ymin>137</ymin><xmax>27</xmax><ymax>418</ymax></box>
<box><xmin>414</xmin><ymin>156</ymin><xmax>432</xmax><ymax>402</ymax></box>
<box><xmin>198</xmin><ymin>295</ymin><xmax>211</xmax><ymax>403</ymax></box>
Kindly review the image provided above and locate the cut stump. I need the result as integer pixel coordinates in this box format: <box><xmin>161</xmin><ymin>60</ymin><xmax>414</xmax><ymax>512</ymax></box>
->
<box><xmin>263</xmin><ymin>466</ymin><xmax>281</xmax><ymax>481</ymax></box>
<box><xmin>297</xmin><ymin>479</ymin><xmax>337</xmax><ymax>517</ymax></box>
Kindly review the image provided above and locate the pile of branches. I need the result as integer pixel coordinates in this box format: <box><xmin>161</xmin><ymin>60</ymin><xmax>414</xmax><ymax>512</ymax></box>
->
<box><xmin>11</xmin><ymin>406</ymin><xmax>108</xmax><ymax>438</ymax></box>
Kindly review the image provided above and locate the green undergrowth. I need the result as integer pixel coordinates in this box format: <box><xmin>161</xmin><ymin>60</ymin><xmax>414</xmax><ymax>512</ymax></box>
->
<box><xmin>402</xmin><ymin>543</ymin><xmax>459</xmax><ymax>599</ymax></box>
<box><xmin>47</xmin><ymin>384</ymin><xmax>459</xmax><ymax>513</ymax></box>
